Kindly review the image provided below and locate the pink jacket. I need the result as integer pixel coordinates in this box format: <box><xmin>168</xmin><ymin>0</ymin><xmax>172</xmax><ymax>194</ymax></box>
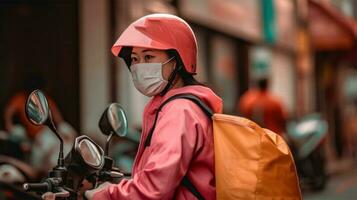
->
<box><xmin>94</xmin><ymin>85</ymin><xmax>222</xmax><ymax>199</ymax></box>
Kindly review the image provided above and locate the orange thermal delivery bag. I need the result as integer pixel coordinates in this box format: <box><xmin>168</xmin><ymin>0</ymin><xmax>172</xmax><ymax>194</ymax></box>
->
<box><xmin>213</xmin><ymin>114</ymin><xmax>301</xmax><ymax>200</ymax></box>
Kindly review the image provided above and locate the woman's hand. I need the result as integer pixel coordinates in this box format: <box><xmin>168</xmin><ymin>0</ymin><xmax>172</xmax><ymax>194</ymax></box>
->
<box><xmin>40</xmin><ymin>179</ymin><xmax>94</xmax><ymax>200</ymax></box>
<box><xmin>42</xmin><ymin>192</ymin><xmax>55</xmax><ymax>200</ymax></box>
<box><xmin>78</xmin><ymin>178</ymin><xmax>94</xmax><ymax>199</ymax></box>
<box><xmin>85</xmin><ymin>181</ymin><xmax>112</xmax><ymax>200</ymax></box>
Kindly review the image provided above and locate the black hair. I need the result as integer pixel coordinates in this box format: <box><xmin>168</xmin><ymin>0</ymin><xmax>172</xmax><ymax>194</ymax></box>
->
<box><xmin>257</xmin><ymin>78</ymin><xmax>269</xmax><ymax>91</ymax></box>
<box><xmin>166</xmin><ymin>49</ymin><xmax>203</xmax><ymax>86</ymax></box>
<box><xmin>118</xmin><ymin>46</ymin><xmax>133</xmax><ymax>68</ymax></box>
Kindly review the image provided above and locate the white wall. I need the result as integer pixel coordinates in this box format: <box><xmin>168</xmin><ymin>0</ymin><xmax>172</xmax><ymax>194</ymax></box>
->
<box><xmin>271</xmin><ymin>50</ymin><xmax>296</xmax><ymax>115</ymax></box>
<box><xmin>79</xmin><ymin>0</ymin><xmax>110</xmax><ymax>140</ymax></box>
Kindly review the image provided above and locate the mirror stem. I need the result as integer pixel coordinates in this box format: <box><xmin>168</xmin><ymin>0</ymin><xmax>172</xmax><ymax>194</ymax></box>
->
<box><xmin>48</xmin><ymin>117</ymin><xmax>64</xmax><ymax>167</ymax></box>
<box><xmin>105</xmin><ymin>132</ymin><xmax>114</xmax><ymax>156</ymax></box>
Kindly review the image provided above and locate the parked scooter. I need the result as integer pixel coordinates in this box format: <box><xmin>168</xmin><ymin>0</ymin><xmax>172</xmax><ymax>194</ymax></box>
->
<box><xmin>287</xmin><ymin>113</ymin><xmax>328</xmax><ymax>191</ymax></box>
<box><xmin>0</xmin><ymin>116</ymin><xmax>76</xmax><ymax>199</ymax></box>
<box><xmin>22</xmin><ymin>90</ymin><xmax>128</xmax><ymax>199</ymax></box>
<box><xmin>0</xmin><ymin>125</ymin><xmax>33</xmax><ymax>185</ymax></box>
<box><xmin>0</xmin><ymin>125</ymin><xmax>30</xmax><ymax>161</ymax></box>
<box><xmin>0</xmin><ymin>125</ymin><xmax>64</xmax><ymax>199</ymax></box>
<box><xmin>0</xmin><ymin>153</ymin><xmax>40</xmax><ymax>200</ymax></box>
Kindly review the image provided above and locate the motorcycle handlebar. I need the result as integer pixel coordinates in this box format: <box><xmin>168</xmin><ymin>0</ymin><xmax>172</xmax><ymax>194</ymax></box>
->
<box><xmin>23</xmin><ymin>182</ymin><xmax>50</xmax><ymax>192</ymax></box>
<box><xmin>23</xmin><ymin>178</ymin><xmax>61</xmax><ymax>192</ymax></box>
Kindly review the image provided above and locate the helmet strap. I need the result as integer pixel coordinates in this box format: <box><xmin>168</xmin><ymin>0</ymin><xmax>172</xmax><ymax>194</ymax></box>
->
<box><xmin>160</xmin><ymin>64</ymin><xmax>182</xmax><ymax>96</ymax></box>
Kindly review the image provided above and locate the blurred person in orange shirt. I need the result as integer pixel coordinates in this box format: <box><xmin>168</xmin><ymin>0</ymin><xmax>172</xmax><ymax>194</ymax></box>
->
<box><xmin>4</xmin><ymin>74</ymin><xmax>63</xmax><ymax>141</ymax></box>
<box><xmin>237</xmin><ymin>77</ymin><xmax>287</xmax><ymax>136</ymax></box>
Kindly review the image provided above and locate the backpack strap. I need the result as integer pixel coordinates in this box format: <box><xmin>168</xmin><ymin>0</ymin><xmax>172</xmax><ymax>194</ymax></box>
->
<box><xmin>144</xmin><ymin>93</ymin><xmax>212</xmax><ymax>200</ymax></box>
<box><xmin>144</xmin><ymin>93</ymin><xmax>213</xmax><ymax>147</ymax></box>
<box><xmin>182</xmin><ymin>176</ymin><xmax>206</xmax><ymax>200</ymax></box>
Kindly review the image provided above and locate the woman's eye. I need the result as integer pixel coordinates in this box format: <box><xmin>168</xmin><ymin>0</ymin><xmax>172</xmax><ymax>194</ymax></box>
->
<box><xmin>144</xmin><ymin>55</ymin><xmax>154</xmax><ymax>61</ymax></box>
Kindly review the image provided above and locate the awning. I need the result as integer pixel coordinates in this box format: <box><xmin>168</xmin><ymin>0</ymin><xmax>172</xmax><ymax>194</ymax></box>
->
<box><xmin>308</xmin><ymin>0</ymin><xmax>357</xmax><ymax>51</ymax></box>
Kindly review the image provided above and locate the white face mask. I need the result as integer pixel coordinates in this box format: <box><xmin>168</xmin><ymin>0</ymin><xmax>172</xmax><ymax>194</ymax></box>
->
<box><xmin>130</xmin><ymin>57</ymin><xmax>174</xmax><ymax>97</ymax></box>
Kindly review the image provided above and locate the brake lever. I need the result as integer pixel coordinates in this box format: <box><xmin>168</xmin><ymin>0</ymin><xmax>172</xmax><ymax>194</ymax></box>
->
<box><xmin>110</xmin><ymin>171</ymin><xmax>124</xmax><ymax>178</ymax></box>
<box><xmin>41</xmin><ymin>187</ymin><xmax>70</xmax><ymax>199</ymax></box>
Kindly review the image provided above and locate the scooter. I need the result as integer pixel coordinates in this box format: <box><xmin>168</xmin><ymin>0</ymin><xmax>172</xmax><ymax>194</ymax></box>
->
<box><xmin>287</xmin><ymin>113</ymin><xmax>328</xmax><ymax>191</ymax></box>
<box><xmin>0</xmin><ymin>124</ymin><xmax>45</xmax><ymax>199</ymax></box>
<box><xmin>0</xmin><ymin>125</ymin><xmax>34</xmax><ymax>185</ymax></box>
<box><xmin>22</xmin><ymin>89</ymin><xmax>128</xmax><ymax>199</ymax></box>
<box><xmin>0</xmin><ymin>125</ymin><xmax>30</xmax><ymax>161</ymax></box>
<box><xmin>0</xmin><ymin>113</ymin><xmax>77</xmax><ymax>199</ymax></box>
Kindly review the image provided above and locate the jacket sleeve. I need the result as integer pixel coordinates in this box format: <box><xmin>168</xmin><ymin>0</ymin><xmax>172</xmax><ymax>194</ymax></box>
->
<box><xmin>93</xmin><ymin>100</ymin><xmax>205</xmax><ymax>199</ymax></box>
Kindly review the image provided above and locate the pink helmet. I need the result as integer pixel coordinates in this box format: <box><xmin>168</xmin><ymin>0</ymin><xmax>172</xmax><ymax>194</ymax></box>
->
<box><xmin>111</xmin><ymin>13</ymin><xmax>198</xmax><ymax>74</ymax></box>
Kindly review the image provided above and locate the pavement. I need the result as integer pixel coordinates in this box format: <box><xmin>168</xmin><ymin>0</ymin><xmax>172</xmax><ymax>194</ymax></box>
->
<box><xmin>303</xmin><ymin>158</ymin><xmax>357</xmax><ymax>200</ymax></box>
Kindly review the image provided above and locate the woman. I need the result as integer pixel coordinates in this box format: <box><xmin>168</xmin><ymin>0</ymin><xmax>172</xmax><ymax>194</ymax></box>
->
<box><xmin>86</xmin><ymin>13</ymin><xmax>222</xmax><ymax>200</ymax></box>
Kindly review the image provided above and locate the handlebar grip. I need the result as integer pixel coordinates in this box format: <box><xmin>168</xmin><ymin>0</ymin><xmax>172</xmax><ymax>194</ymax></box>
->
<box><xmin>23</xmin><ymin>182</ymin><xmax>50</xmax><ymax>192</ymax></box>
<box><xmin>110</xmin><ymin>171</ymin><xmax>124</xmax><ymax>178</ymax></box>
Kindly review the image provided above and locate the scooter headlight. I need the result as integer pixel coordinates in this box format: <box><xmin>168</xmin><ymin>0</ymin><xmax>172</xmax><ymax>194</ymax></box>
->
<box><xmin>65</xmin><ymin>135</ymin><xmax>104</xmax><ymax>172</ymax></box>
<box><xmin>77</xmin><ymin>138</ymin><xmax>104</xmax><ymax>169</ymax></box>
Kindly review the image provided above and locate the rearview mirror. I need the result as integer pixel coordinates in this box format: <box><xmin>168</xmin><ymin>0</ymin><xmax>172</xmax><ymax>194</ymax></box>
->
<box><xmin>25</xmin><ymin>89</ymin><xmax>65</xmax><ymax>167</ymax></box>
<box><xmin>99</xmin><ymin>103</ymin><xmax>128</xmax><ymax>137</ymax></box>
<box><xmin>26</xmin><ymin>90</ymin><xmax>50</xmax><ymax>126</ymax></box>
<box><xmin>99</xmin><ymin>103</ymin><xmax>128</xmax><ymax>156</ymax></box>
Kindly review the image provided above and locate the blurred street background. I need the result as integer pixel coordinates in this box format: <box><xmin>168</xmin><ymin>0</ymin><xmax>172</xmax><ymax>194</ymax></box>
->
<box><xmin>0</xmin><ymin>0</ymin><xmax>357</xmax><ymax>199</ymax></box>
